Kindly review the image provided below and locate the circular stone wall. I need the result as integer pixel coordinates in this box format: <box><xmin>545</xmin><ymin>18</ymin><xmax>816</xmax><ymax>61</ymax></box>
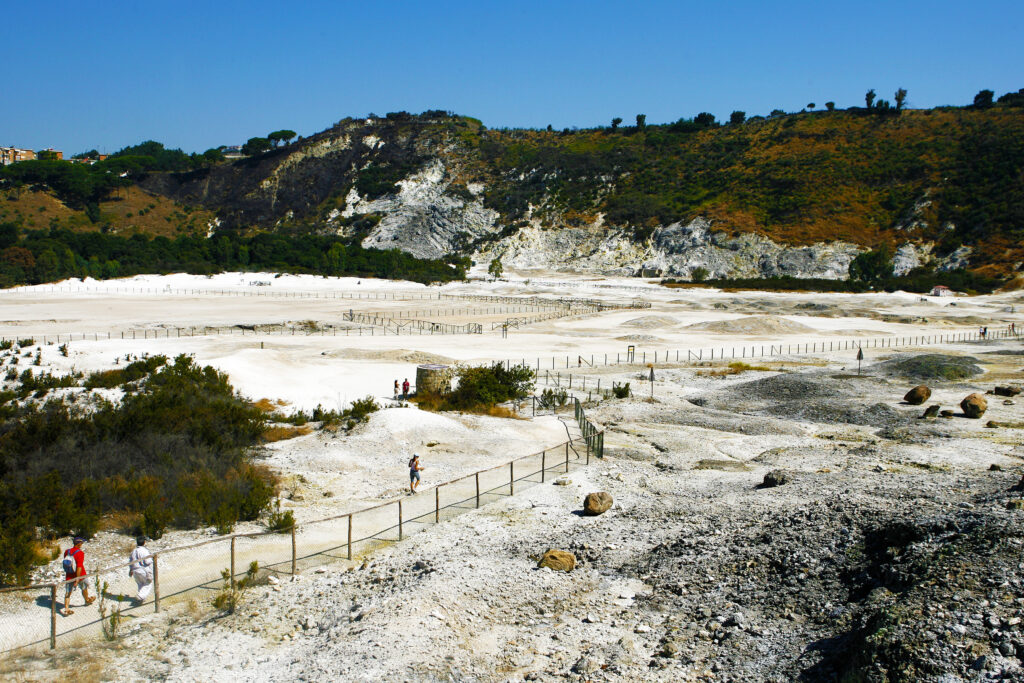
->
<box><xmin>416</xmin><ymin>364</ymin><xmax>452</xmax><ymax>395</ymax></box>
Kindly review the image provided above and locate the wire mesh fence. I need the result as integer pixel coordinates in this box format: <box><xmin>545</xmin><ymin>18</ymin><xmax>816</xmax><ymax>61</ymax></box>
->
<box><xmin>0</xmin><ymin>400</ymin><xmax>603</xmax><ymax>654</ymax></box>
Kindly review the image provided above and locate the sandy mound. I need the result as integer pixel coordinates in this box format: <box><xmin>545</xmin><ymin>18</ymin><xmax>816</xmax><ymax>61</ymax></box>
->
<box><xmin>621</xmin><ymin>315</ymin><xmax>677</xmax><ymax>329</ymax></box>
<box><xmin>616</xmin><ymin>334</ymin><xmax>661</xmax><ymax>342</ymax></box>
<box><xmin>685</xmin><ymin>315</ymin><xmax>815</xmax><ymax>335</ymax></box>
<box><xmin>322</xmin><ymin>349</ymin><xmax>455</xmax><ymax>364</ymax></box>
<box><xmin>827</xmin><ymin>328</ymin><xmax>894</xmax><ymax>336</ymax></box>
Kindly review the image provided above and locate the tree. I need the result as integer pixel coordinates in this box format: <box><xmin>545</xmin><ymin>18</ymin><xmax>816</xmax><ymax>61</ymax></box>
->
<box><xmin>848</xmin><ymin>244</ymin><xmax>893</xmax><ymax>283</ymax></box>
<box><xmin>267</xmin><ymin>130</ymin><xmax>297</xmax><ymax>146</ymax></box>
<box><xmin>894</xmin><ymin>88</ymin><xmax>907</xmax><ymax>111</ymax></box>
<box><xmin>729</xmin><ymin>110</ymin><xmax>746</xmax><ymax>125</ymax></box>
<box><xmin>635</xmin><ymin>114</ymin><xmax>646</xmax><ymax>130</ymax></box>
<box><xmin>865</xmin><ymin>89</ymin><xmax>876</xmax><ymax>109</ymax></box>
<box><xmin>807</xmin><ymin>102</ymin><xmax>816</xmax><ymax>110</ymax></box>
<box><xmin>825</xmin><ymin>101</ymin><xmax>836</xmax><ymax>112</ymax></box>
<box><xmin>610</xmin><ymin>117</ymin><xmax>623</xmax><ymax>130</ymax></box>
<box><xmin>488</xmin><ymin>256</ymin><xmax>503</xmax><ymax>279</ymax></box>
<box><xmin>37</xmin><ymin>150</ymin><xmax>61</xmax><ymax>161</ymax></box>
<box><xmin>241</xmin><ymin>137</ymin><xmax>272</xmax><ymax>156</ymax></box>
<box><xmin>973</xmin><ymin>89</ymin><xmax>994</xmax><ymax>108</ymax></box>
<box><xmin>694</xmin><ymin>112</ymin><xmax>717</xmax><ymax>127</ymax></box>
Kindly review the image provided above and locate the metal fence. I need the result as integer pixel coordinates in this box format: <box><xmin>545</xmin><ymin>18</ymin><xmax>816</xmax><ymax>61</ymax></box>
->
<box><xmin>0</xmin><ymin>400</ymin><xmax>603</xmax><ymax>654</ymax></box>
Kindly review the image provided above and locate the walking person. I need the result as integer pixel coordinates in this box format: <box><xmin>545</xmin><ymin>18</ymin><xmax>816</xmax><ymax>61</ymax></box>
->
<box><xmin>409</xmin><ymin>453</ymin><xmax>423</xmax><ymax>494</ymax></box>
<box><xmin>393</xmin><ymin>379</ymin><xmax>400</xmax><ymax>400</ymax></box>
<box><xmin>402</xmin><ymin>378</ymin><xmax>410</xmax><ymax>399</ymax></box>
<box><xmin>61</xmin><ymin>536</ymin><xmax>95</xmax><ymax>616</ymax></box>
<box><xmin>128</xmin><ymin>536</ymin><xmax>154</xmax><ymax>604</ymax></box>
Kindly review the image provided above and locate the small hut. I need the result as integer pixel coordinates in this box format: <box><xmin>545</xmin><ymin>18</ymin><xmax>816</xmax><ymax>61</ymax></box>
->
<box><xmin>415</xmin><ymin>364</ymin><xmax>453</xmax><ymax>395</ymax></box>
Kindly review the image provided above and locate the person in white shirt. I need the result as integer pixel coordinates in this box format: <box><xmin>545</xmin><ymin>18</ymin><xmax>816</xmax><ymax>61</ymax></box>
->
<box><xmin>128</xmin><ymin>537</ymin><xmax>154</xmax><ymax>603</ymax></box>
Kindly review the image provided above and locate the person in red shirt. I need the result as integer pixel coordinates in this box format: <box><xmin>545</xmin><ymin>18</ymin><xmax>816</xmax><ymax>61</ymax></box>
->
<box><xmin>62</xmin><ymin>536</ymin><xmax>95</xmax><ymax>616</ymax></box>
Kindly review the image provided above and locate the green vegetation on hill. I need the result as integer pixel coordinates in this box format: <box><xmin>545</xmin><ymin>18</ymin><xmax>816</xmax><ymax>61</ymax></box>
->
<box><xmin>0</xmin><ymin>225</ymin><xmax>467</xmax><ymax>287</ymax></box>
<box><xmin>0</xmin><ymin>355</ymin><xmax>274</xmax><ymax>584</ymax></box>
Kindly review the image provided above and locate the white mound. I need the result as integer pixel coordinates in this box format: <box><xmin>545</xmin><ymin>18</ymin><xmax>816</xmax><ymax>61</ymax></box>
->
<box><xmin>621</xmin><ymin>315</ymin><xmax>678</xmax><ymax>329</ymax></box>
<box><xmin>685</xmin><ymin>315</ymin><xmax>815</xmax><ymax>335</ymax></box>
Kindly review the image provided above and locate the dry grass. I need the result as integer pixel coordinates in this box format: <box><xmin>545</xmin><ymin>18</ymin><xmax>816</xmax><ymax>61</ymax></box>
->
<box><xmin>697</xmin><ymin>361</ymin><xmax>772</xmax><ymax>377</ymax></box>
<box><xmin>262</xmin><ymin>425</ymin><xmax>313</xmax><ymax>442</ymax></box>
<box><xmin>31</xmin><ymin>539</ymin><xmax>60</xmax><ymax>564</ymax></box>
<box><xmin>251</xmin><ymin>398</ymin><xmax>278</xmax><ymax>413</ymax></box>
<box><xmin>96</xmin><ymin>510</ymin><xmax>142</xmax><ymax>534</ymax></box>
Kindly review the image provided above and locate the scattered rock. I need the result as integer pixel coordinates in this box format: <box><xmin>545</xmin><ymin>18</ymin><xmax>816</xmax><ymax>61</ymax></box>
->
<box><xmin>759</xmin><ymin>470</ymin><xmax>789</xmax><ymax>488</ymax></box>
<box><xmin>921</xmin><ymin>404</ymin><xmax>940</xmax><ymax>419</ymax></box>
<box><xmin>537</xmin><ymin>549</ymin><xmax>576</xmax><ymax>572</ymax></box>
<box><xmin>994</xmin><ymin>385</ymin><xmax>1021</xmax><ymax>397</ymax></box>
<box><xmin>552</xmin><ymin>477</ymin><xmax>571</xmax><ymax>486</ymax></box>
<box><xmin>989</xmin><ymin>464</ymin><xmax>1003</xmax><ymax>471</ymax></box>
<box><xmin>583</xmin><ymin>492</ymin><xmax>613</xmax><ymax>516</ymax></box>
<box><xmin>572</xmin><ymin>656</ymin><xmax>601</xmax><ymax>675</ymax></box>
<box><xmin>1006</xmin><ymin>499</ymin><xmax>1024</xmax><ymax>510</ymax></box>
<box><xmin>960</xmin><ymin>393</ymin><xmax>987</xmax><ymax>419</ymax></box>
<box><xmin>940</xmin><ymin>410</ymin><xmax>955</xmax><ymax>418</ymax></box>
<box><xmin>904</xmin><ymin>385</ymin><xmax>931</xmax><ymax>405</ymax></box>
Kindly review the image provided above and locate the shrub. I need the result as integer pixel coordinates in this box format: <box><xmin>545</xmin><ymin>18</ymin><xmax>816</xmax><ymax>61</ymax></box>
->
<box><xmin>539</xmin><ymin>387</ymin><xmax>569</xmax><ymax>409</ymax></box>
<box><xmin>213</xmin><ymin>561</ymin><xmax>259</xmax><ymax>614</ymax></box>
<box><xmin>346</xmin><ymin>396</ymin><xmax>379</xmax><ymax>422</ymax></box>
<box><xmin>611</xmin><ymin>382</ymin><xmax>631</xmax><ymax>398</ymax></box>
<box><xmin>265</xmin><ymin>501</ymin><xmax>295</xmax><ymax>534</ymax></box>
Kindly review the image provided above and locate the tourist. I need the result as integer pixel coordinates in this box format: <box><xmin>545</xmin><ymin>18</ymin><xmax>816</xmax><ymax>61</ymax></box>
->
<box><xmin>128</xmin><ymin>536</ymin><xmax>154</xmax><ymax>604</ymax></box>
<box><xmin>402</xmin><ymin>378</ymin><xmax>410</xmax><ymax>398</ymax></box>
<box><xmin>62</xmin><ymin>536</ymin><xmax>95</xmax><ymax>616</ymax></box>
<box><xmin>394</xmin><ymin>379</ymin><xmax>400</xmax><ymax>400</ymax></box>
<box><xmin>409</xmin><ymin>454</ymin><xmax>423</xmax><ymax>494</ymax></box>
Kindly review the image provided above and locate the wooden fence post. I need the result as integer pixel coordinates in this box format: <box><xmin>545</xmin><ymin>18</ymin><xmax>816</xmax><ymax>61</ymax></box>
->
<box><xmin>398</xmin><ymin>500</ymin><xmax>403</xmax><ymax>540</ymax></box>
<box><xmin>541</xmin><ymin>450</ymin><xmax>546</xmax><ymax>482</ymax></box>
<box><xmin>230</xmin><ymin>537</ymin><xmax>236</xmax><ymax>589</ymax></box>
<box><xmin>435</xmin><ymin>486</ymin><xmax>440</xmax><ymax>523</ymax></box>
<box><xmin>347</xmin><ymin>514</ymin><xmax>353</xmax><ymax>560</ymax></box>
<box><xmin>153</xmin><ymin>555</ymin><xmax>160</xmax><ymax>613</ymax></box>
<box><xmin>510</xmin><ymin>462</ymin><xmax>515</xmax><ymax>496</ymax></box>
<box><xmin>50</xmin><ymin>584</ymin><xmax>57</xmax><ymax>649</ymax></box>
<box><xmin>565</xmin><ymin>442</ymin><xmax>569</xmax><ymax>472</ymax></box>
<box><xmin>475</xmin><ymin>473</ymin><xmax>480</xmax><ymax>508</ymax></box>
<box><xmin>291</xmin><ymin>525</ymin><xmax>297</xmax><ymax>575</ymax></box>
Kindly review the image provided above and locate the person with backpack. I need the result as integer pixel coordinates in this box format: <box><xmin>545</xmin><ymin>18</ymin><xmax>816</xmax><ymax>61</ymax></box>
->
<box><xmin>409</xmin><ymin>454</ymin><xmax>423</xmax><ymax>494</ymax></box>
<box><xmin>61</xmin><ymin>536</ymin><xmax>95</xmax><ymax>616</ymax></box>
<box><xmin>128</xmin><ymin>536</ymin><xmax>154</xmax><ymax>604</ymax></box>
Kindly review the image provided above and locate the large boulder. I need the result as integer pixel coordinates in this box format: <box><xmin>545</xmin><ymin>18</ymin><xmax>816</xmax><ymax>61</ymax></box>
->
<box><xmin>537</xmin><ymin>549</ymin><xmax>576</xmax><ymax>572</ymax></box>
<box><xmin>904</xmin><ymin>385</ymin><xmax>931</xmax><ymax>405</ymax></box>
<box><xmin>961</xmin><ymin>393</ymin><xmax>988</xmax><ymax>419</ymax></box>
<box><xmin>583</xmin><ymin>492</ymin><xmax>614</xmax><ymax>516</ymax></box>
<box><xmin>994</xmin><ymin>386</ymin><xmax>1022</xmax><ymax>397</ymax></box>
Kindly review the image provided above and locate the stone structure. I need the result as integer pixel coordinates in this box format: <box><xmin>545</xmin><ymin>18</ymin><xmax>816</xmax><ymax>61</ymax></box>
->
<box><xmin>415</xmin><ymin>364</ymin><xmax>453</xmax><ymax>395</ymax></box>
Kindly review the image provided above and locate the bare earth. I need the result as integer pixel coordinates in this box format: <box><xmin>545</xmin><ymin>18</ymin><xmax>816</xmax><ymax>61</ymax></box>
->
<box><xmin>2</xmin><ymin>269</ymin><xmax>1023</xmax><ymax>682</ymax></box>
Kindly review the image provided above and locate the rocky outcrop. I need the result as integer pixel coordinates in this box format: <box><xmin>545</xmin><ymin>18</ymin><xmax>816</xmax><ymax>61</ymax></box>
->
<box><xmin>345</xmin><ymin>160</ymin><xmax>501</xmax><ymax>260</ymax></box>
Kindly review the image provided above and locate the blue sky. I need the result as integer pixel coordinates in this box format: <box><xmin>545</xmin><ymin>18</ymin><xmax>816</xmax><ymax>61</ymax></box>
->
<box><xmin>3</xmin><ymin>1</ymin><xmax>1022</xmax><ymax>154</ymax></box>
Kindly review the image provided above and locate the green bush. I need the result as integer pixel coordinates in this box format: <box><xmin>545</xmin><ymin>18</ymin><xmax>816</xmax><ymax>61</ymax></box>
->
<box><xmin>443</xmin><ymin>362</ymin><xmax>536</xmax><ymax>411</ymax></box>
<box><xmin>0</xmin><ymin>355</ymin><xmax>274</xmax><ymax>584</ymax></box>
<box><xmin>612</xmin><ymin>382</ymin><xmax>631</xmax><ymax>398</ymax></box>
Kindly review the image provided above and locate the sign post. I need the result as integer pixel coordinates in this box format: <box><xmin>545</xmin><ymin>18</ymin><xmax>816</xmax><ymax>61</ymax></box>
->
<box><xmin>857</xmin><ymin>347</ymin><xmax>864</xmax><ymax>375</ymax></box>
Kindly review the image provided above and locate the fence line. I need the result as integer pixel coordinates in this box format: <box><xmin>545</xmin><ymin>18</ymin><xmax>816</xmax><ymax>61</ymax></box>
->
<box><xmin>0</xmin><ymin>398</ymin><xmax>603</xmax><ymax>654</ymax></box>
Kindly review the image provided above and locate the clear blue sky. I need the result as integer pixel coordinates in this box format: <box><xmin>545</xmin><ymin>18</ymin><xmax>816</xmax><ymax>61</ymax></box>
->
<box><xmin>3</xmin><ymin>1</ymin><xmax>1022</xmax><ymax>155</ymax></box>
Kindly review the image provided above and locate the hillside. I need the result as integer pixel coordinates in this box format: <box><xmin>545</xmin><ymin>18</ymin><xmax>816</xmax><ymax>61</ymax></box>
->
<box><xmin>4</xmin><ymin>101</ymin><xmax>1024</xmax><ymax>280</ymax></box>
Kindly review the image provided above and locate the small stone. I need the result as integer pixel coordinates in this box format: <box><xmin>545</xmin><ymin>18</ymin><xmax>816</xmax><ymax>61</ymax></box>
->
<box><xmin>537</xmin><ymin>549</ymin><xmax>576</xmax><ymax>572</ymax></box>
<box><xmin>990</xmin><ymin>463</ymin><xmax>1003</xmax><ymax>471</ymax></box>
<box><xmin>940</xmin><ymin>410</ymin><xmax>955</xmax><ymax>418</ymax></box>
<box><xmin>571</xmin><ymin>656</ymin><xmax>601</xmax><ymax>675</ymax></box>
<box><xmin>759</xmin><ymin>470</ymin><xmax>789</xmax><ymax>488</ymax></box>
<box><xmin>583</xmin><ymin>492</ymin><xmax>613</xmax><ymax>516</ymax></box>
<box><xmin>553</xmin><ymin>477</ymin><xmax>570</xmax><ymax>487</ymax></box>
<box><xmin>921</xmin><ymin>404</ymin><xmax>941</xmax><ymax>419</ymax></box>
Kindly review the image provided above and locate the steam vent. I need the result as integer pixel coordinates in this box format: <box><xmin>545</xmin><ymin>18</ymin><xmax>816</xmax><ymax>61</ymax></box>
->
<box><xmin>416</xmin><ymin>364</ymin><xmax>453</xmax><ymax>395</ymax></box>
